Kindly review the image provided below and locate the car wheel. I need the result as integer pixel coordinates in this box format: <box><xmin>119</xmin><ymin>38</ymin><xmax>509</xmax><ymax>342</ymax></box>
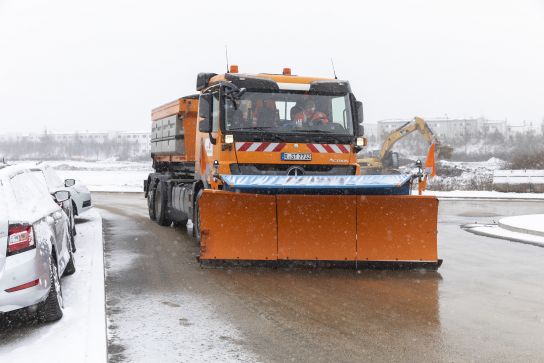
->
<box><xmin>37</xmin><ymin>257</ymin><xmax>64</xmax><ymax>322</ymax></box>
<box><xmin>69</xmin><ymin>221</ymin><xmax>77</xmax><ymax>253</ymax></box>
<box><xmin>72</xmin><ymin>200</ymin><xmax>79</xmax><ymax>216</ymax></box>
<box><xmin>147</xmin><ymin>183</ymin><xmax>157</xmax><ymax>221</ymax></box>
<box><xmin>155</xmin><ymin>182</ymin><xmax>172</xmax><ymax>226</ymax></box>
<box><xmin>63</xmin><ymin>246</ymin><xmax>76</xmax><ymax>276</ymax></box>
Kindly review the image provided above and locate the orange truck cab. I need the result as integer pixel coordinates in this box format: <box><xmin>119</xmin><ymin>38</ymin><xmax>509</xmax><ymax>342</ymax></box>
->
<box><xmin>145</xmin><ymin>66</ymin><xmax>441</xmax><ymax>270</ymax></box>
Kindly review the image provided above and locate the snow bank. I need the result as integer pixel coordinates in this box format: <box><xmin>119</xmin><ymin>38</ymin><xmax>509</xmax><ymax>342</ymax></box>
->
<box><xmin>0</xmin><ymin>209</ymin><xmax>107</xmax><ymax>363</ymax></box>
<box><xmin>462</xmin><ymin>223</ymin><xmax>544</xmax><ymax>247</ymax></box>
<box><xmin>424</xmin><ymin>190</ymin><xmax>544</xmax><ymax>200</ymax></box>
<box><xmin>498</xmin><ymin>215</ymin><xmax>544</xmax><ymax>236</ymax></box>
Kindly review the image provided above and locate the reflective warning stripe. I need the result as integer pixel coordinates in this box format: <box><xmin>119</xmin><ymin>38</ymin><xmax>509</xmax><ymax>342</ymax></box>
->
<box><xmin>307</xmin><ymin>144</ymin><xmax>350</xmax><ymax>153</ymax></box>
<box><xmin>236</xmin><ymin>142</ymin><xmax>286</xmax><ymax>152</ymax></box>
<box><xmin>235</xmin><ymin>142</ymin><xmax>349</xmax><ymax>153</ymax></box>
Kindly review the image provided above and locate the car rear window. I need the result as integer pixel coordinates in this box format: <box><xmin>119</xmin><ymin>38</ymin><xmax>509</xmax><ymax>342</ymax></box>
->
<box><xmin>10</xmin><ymin>171</ymin><xmax>52</xmax><ymax>212</ymax></box>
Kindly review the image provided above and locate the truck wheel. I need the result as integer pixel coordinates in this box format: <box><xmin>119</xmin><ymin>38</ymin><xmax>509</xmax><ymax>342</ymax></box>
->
<box><xmin>193</xmin><ymin>190</ymin><xmax>203</xmax><ymax>242</ymax></box>
<box><xmin>147</xmin><ymin>183</ymin><xmax>156</xmax><ymax>221</ymax></box>
<box><xmin>37</xmin><ymin>257</ymin><xmax>64</xmax><ymax>322</ymax></box>
<box><xmin>155</xmin><ymin>182</ymin><xmax>172</xmax><ymax>226</ymax></box>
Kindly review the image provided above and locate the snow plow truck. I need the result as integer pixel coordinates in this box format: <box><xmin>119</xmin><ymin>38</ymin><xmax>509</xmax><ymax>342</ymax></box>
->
<box><xmin>144</xmin><ymin>66</ymin><xmax>441</xmax><ymax>269</ymax></box>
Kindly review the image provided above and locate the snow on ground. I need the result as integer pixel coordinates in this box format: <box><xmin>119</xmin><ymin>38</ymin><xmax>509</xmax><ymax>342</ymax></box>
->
<box><xmin>15</xmin><ymin>160</ymin><xmax>153</xmax><ymax>193</ymax></box>
<box><xmin>462</xmin><ymin>223</ymin><xmax>544</xmax><ymax>247</ymax></box>
<box><xmin>438</xmin><ymin>157</ymin><xmax>508</xmax><ymax>170</ymax></box>
<box><xmin>105</xmin><ymin>292</ymin><xmax>258</xmax><ymax>362</ymax></box>
<box><xmin>424</xmin><ymin>190</ymin><xmax>544</xmax><ymax>199</ymax></box>
<box><xmin>55</xmin><ymin>169</ymin><xmax>150</xmax><ymax>192</ymax></box>
<box><xmin>0</xmin><ymin>209</ymin><xmax>107</xmax><ymax>363</ymax></box>
<box><xmin>498</xmin><ymin>215</ymin><xmax>544</xmax><ymax>236</ymax></box>
<box><xmin>98</xmin><ymin>209</ymin><xmax>258</xmax><ymax>362</ymax></box>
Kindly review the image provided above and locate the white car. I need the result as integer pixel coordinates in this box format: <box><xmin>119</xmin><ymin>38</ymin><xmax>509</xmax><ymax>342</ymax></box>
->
<box><xmin>64</xmin><ymin>178</ymin><xmax>92</xmax><ymax>216</ymax></box>
<box><xmin>33</xmin><ymin>164</ymin><xmax>92</xmax><ymax>216</ymax></box>
<box><xmin>0</xmin><ymin>165</ymin><xmax>75</xmax><ymax>322</ymax></box>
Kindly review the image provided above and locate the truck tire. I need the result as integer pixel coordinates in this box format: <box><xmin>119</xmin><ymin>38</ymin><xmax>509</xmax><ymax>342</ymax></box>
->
<box><xmin>147</xmin><ymin>183</ymin><xmax>156</xmax><ymax>221</ymax></box>
<box><xmin>155</xmin><ymin>181</ymin><xmax>172</xmax><ymax>226</ymax></box>
<box><xmin>193</xmin><ymin>189</ymin><xmax>203</xmax><ymax>242</ymax></box>
<box><xmin>37</xmin><ymin>257</ymin><xmax>64</xmax><ymax>322</ymax></box>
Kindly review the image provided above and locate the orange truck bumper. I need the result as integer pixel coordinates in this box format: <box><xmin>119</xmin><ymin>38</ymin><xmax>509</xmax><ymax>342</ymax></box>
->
<box><xmin>198</xmin><ymin>190</ymin><xmax>440</xmax><ymax>269</ymax></box>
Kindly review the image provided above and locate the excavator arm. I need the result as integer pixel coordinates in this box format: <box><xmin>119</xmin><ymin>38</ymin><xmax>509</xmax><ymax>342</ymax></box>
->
<box><xmin>378</xmin><ymin>117</ymin><xmax>437</xmax><ymax>160</ymax></box>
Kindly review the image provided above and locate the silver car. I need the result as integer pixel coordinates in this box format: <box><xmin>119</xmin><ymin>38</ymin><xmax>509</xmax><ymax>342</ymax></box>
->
<box><xmin>0</xmin><ymin>165</ymin><xmax>75</xmax><ymax>322</ymax></box>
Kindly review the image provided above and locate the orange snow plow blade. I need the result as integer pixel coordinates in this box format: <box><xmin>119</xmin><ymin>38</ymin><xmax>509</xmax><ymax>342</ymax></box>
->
<box><xmin>198</xmin><ymin>190</ymin><xmax>440</xmax><ymax>269</ymax></box>
<box><xmin>357</xmin><ymin>196</ymin><xmax>439</xmax><ymax>262</ymax></box>
<box><xmin>198</xmin><ymin>190</ymin><xmax>278</xmax><ymax>261</ymax></box>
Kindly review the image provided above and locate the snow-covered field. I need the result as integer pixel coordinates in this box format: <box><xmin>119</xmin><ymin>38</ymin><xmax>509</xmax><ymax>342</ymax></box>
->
<box><xmin>10</xmin><ymin>159</ymin><xmax>544</xmax><ymax>198</ymax></box>
<box><xmin>16</xmin><ymin>160</ymin><xmax>153</xmax><ymax>193</ymax></box>
<box><xmin>0</xmin><ymin>209</ymin><xmax>107</xmax><ymax>363</ymax></box>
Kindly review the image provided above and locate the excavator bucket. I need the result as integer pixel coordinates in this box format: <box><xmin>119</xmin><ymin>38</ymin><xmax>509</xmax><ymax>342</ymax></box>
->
<box><xmin>198</xmin><ymin>175</ymin><xmax>441</xmax><ymax>269</ymax></box>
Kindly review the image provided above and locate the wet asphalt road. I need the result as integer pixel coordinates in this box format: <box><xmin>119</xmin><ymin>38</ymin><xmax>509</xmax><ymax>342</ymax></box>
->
<box><xmin>96</xmin><ymin>193</ymin><xmax>544</xmax><ymax>363</ymax></box>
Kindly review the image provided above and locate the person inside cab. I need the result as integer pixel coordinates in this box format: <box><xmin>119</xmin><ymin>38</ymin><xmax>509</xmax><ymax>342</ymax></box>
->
<box><xmin>253</xmin><ymin>99</ymin><xmax>279</xmax><ymax>127</ymax></box>
<box><xmin>292</xmin><ymin>99</ymin><xmax>329</xmax><ymax>127</ymax></box>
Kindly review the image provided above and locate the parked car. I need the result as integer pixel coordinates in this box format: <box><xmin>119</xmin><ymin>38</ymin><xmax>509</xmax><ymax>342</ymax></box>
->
<box><xmin>29</xmin><ymin>165</ymin><xmax>77</xmax><ymax>252</ymax></box>
<box><xmin>63</xmin><ymin>177</ymin><xmax>92</xmax><ymax>216</ymax></box>
<box><xmin>0</xmin><ymin>165</ymin><xmax>75</xmax><ymax>322</ymax></box>
<box><xmin>33</xmin><ymin>164</ymin><xmax>92</xmax><ymax>216</ymax></box>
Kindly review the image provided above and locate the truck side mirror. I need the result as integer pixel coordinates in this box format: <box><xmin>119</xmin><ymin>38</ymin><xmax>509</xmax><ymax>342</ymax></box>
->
<box><xmin>198</xmin><ymin>93</ymin><xmax>213</xmax><ymax>133</ymax></box>
<box><xmin>357</xmin><ymin>124</ymin><xmax>365</xmax><ymax>137</ymax></box>
<box><xmin>198</xmin><ymin>119</ymin><xmax>211</xmax><ymax>133</ymax></box>
<box><xmin>356</xmin><ymin>101</ymin><xmax>364</xmax><ymax>125</ymax></box>
<box><xmin>355</xmin><ymin>101</ymin><xmax>364</xmax><ymax>136</ymax></box>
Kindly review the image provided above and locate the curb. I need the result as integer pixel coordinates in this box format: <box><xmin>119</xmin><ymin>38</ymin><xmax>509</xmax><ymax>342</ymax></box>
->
<box><xmin>462</xmin><ymin>224</ymin><xmax>544</xmax><ymax>248</ymax></box>
<box><xmin>498</xmin><ymin>219</ymin><xmax>544</xmax><ymax>238</ymax></box>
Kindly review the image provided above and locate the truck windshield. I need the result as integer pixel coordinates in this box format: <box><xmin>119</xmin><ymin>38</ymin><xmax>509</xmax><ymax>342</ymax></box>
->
<box><xmin>225</xmin><ymin>91</ymin><xmax>354</xmax><ymax>135</ymax></box>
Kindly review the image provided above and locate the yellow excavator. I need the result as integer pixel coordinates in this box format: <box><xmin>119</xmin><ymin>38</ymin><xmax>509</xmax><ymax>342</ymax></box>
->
<box><xmin>358</xmin><ymin>117</ymin><xmax>452</xmax><ymax>174</ymax></box>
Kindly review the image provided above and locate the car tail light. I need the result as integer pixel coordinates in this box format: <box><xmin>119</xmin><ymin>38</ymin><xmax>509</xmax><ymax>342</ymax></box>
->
<box><xmin>7</xmin><ymin>224</ymin><xmax>35</xmax><ymax>256</ymax></box>
<box><xmin>5</xmin><ymin>279</ymin><xmax>39</xmax><ymax>293</ymax></box>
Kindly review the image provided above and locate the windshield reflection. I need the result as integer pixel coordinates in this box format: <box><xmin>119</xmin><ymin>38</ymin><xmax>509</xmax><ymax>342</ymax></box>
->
<box><xmin>225</xmin><ymin>91</ymin><xmax>354</xmax><ymax>135</ymax></box>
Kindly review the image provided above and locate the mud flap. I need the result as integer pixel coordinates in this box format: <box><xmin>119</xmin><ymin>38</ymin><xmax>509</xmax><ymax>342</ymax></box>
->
<box><xmin>357</xmin><ymin>196</ymin><xmax>439</xmax><ymax>262</ymax></box>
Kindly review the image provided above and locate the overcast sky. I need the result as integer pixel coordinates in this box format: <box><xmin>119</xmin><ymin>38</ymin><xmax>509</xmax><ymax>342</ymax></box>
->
<box><xmin>1</xmin><ymin>0</ymin><xmax>543</xmax><ymax>133</ymax></box>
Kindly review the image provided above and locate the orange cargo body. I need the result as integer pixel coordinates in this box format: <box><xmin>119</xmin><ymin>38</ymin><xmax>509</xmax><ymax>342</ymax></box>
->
<box><xmin>151</xmin><ymin>97</ymin><xmax>198</xmax><ymax>162</ymax></box>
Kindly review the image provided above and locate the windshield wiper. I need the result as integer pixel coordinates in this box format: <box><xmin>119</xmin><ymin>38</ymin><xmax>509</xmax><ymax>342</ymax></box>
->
<box><xmin>295</xmin><ymin>129</ymin><xmax>349</xmax><ymax>143</ymax></box>
<box><xmin>228</xmin><ymin>126</ymin><xmax>275</xmax><ymax>131</ymax></box>
<box><xmin>228</xmin><ymin>127</ymin><xmax>285</xmax><ymax>142</ymax></box>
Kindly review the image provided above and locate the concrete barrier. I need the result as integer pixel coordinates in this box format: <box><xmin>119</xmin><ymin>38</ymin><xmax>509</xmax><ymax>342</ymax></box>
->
<box><xmin>493</xmin><ymin>170</ymin><xmax>544</xmax><ymax>193</ymax></box>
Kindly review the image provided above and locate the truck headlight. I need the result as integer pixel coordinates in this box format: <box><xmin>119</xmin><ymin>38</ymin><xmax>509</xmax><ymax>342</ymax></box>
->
<box><xmin>356</xmin><ymin>137</ymin><xmax>367</xmax><ymax>147</ymax></box>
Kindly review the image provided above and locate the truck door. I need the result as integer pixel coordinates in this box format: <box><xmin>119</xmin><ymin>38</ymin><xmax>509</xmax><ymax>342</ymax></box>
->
<box><xmin>196</xmin><ymin>90</ymin><xmax>220</xmax><ymax>186</ymax></box>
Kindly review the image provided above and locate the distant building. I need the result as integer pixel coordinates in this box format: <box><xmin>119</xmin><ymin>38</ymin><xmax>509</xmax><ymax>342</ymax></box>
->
<box><xmin>508</xmin><ymin>121</ymin><xmax>541</xmax><ymax>135</ymax></box>
<box><xmin>0</xmin><ymin>131</ymin><xmax>151</xmax><ymax>154</ymax></box>
<box><xmin>376</xmin><ymin>117</ymin><xmax>509</xmax><ymax>141</ymax></box>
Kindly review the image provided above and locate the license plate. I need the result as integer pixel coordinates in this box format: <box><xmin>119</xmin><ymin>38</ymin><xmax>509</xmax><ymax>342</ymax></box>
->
<box><xmin>281</xmin><ymin>153</ymin><xmax>312</xmax><ymax>161</ymax></box>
